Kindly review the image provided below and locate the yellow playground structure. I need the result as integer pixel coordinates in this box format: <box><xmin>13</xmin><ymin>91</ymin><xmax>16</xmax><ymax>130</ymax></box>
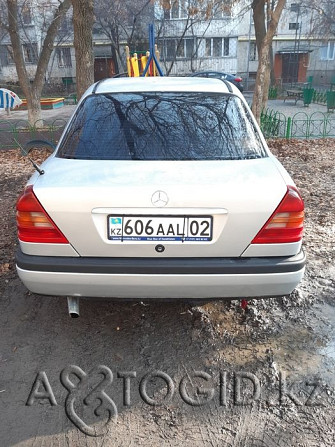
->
<box><xmin>125</xmin><ymin>45</ymin><xmax>161</xmax><ymax>77</ymax></box>
<box><xmin>125</xmin><ymin>24</ymin><xmax>164</xmax><ymax>77</ymax></box>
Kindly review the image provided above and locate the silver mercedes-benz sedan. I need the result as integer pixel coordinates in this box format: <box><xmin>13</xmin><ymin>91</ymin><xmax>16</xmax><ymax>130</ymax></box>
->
<box><xmin>16</xmin><ymin>77</ymin><xmax>305</xmax><ymax>305</ymax></box>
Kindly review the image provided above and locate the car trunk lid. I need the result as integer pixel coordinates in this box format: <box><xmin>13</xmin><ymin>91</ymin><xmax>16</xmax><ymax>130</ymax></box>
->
<box><xmin>32</xmin><ymin>156</ymin><xmax>287</xmax><ymax>257</ymax></box>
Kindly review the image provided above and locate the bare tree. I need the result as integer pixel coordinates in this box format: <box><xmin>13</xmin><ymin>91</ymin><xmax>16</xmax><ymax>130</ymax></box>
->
<box><xmin>94</xmin><ymin>0</ymin><xmax>154</xmax><ymax>75</ymax></box>
<box><xmin>297</xmin><ymin>0</ymin><xmax>334</xmax><ymax>62</ymax></box>
<box><xmin>251</xmin><ymin>0</ymin><xmax>286</xmax><ymax>123</ymax></box>
<box><xmin>72</xmin><ymin>0</ymin><xmax>94</xmax><ymax>99</ymax></box>
<box><xmin>46</xmin><ymin>11</ymin><xmax>74</xmax><ymax>82</ymax></box>
<box><xmin>4</xmin><ymin>0</ymin><xmax>71</xmax><ymax>125</ymax></box>
<box><xmin>155</xmin><ymin>0</ymin><xmax>285</xmax><ymax>122</ymax></box>
<box><xmin>156</xmin><ymin>0</ymin><xmax>235</xmax><ymax>75</ymax></box>
<box><xmin>305</xmin><ymin>0</ymin><xmax>335</xmax><ymax>38</ymax></box>
<box><xmin>0</xmin><ymin>2</ymin><xmax>8</xmax><ymax>41</ymax></box>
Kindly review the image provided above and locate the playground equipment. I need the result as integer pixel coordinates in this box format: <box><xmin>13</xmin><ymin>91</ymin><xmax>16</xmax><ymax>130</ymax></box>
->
<box><xmin>0</xmin><ymin>88</ymin><xmax>22</xmax><ymax>114</ymax></box>
<box><xmin>126</xmin><ymin>24</ymin><xmax>164</xmax><ymax>78</ymax></box>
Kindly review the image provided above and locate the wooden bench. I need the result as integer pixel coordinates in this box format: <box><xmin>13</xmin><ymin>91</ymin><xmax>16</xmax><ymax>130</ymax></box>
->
<box><xmin>284</xmin><ymin>89</ymin><xmax>303</xmax><ymax>104</ymax></box>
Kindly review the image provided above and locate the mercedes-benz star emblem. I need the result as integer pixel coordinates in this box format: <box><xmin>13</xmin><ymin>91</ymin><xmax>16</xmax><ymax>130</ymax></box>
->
<box><xmin>151</xmin><ymin>190</ymin><xmax>169</xmax><ymax>207</ymax></box>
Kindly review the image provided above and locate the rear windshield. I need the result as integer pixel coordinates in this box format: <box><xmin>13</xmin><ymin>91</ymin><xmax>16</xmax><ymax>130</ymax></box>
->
<box><xmin>57</xmin><ymin>92</ymin><xmax>266</xmax><ymax>160</ymax></box>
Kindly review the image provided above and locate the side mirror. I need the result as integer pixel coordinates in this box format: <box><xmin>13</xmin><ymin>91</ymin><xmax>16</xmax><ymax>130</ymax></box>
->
<box><xmin>22</xmin><ymin>139</ymin><xmax>56</xmax><ymax>156</ymax></box>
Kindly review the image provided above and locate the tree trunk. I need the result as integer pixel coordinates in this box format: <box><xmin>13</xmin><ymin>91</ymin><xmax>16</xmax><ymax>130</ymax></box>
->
<box><xmin>27</xmin><ymin>91</ymin><xmax>44</xmax><ymax>125</ymax></box>
<box><xmin>252</xmin><ymin>0</ymin><xmax>286</xmax><ymax>123</ymax></box>
<box><xmin>7</xmin><ymin>0</ymin><xmax>40</xmax><ymax>123</ymax></box>
<box><xmin>252</xmin><ymin>44</ymin><xmax>271</xmax><ymax>122</ymax></box>
<box><xmin>72</xmin><ymin>0</ymin><xmax>94</xmax><ymax>100</ymax></box>
<box><xmin>252</xmin><ymin>0</ymin><xmax>266</xmax><ymax>57</ymax></box>
<box><xmin>7</xmin><ymin>0</ymin><xmax>71</xmax><ymax>126</ymax></box>
<box><xmin>269</xmin><ymin>44</ymin><xmax>276</xmax><ymax>86</ymax></box>
<box><xmin>111</xmin><ymin>45</ymin><xmax>120</xmax><ymax>74</ymax></box>
<box><xmin>268</xmin><ymin>0</ymin><xmax>276</xmax><ymax>86</ymax></box>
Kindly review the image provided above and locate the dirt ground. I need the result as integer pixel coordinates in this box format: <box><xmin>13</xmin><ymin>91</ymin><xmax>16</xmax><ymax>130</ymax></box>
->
<box><xmin>0</xmin><ymin>139</ymin><xmax>334</xmax><ymax>446</ymax></box>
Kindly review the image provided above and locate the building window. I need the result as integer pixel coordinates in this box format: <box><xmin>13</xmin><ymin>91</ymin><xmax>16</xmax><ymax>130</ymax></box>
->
<box><xmin>290</xmin><ymin>3</ymin><xmax>300</xmax><ymax>13</ymax></box>
<box><xmin>175</xmin><ymin>38</ymin><xmax>193</xmax><ymax>58</ymax></box>
<box><xmin>166</xmin><ymin>40</ymin><xmax>176</xmax><ymax>59</ymax></box>
<box><xmin>0</xmin><ymin>46</ymin><xmax>7</xmax><ymax>66</ymax></box>
<box><xmin>205</xmin><ymin>38</ymin><xmax>212</xmax><ymax>56</ymax></box>
<box><xmin>7</xmin><ymin>45</ymin><xmax>14</xmax><ymax>64</ymax></box>
<box><xmin>92</xmin><ymin>25</ymin><xmax>104</xmax><ymax>35</ymax></box>
<box><xmin>223</xmin><ymin>37</ymin><xmax>230</xmax><ymax>56</ymax></box>
<box><xmin>205</xmin><ymin>39</ymin><xmax>211</xmax><ymax>57</ymax></box>
<box><xmin>213</xmin><ymin>37</ymin><xmax>222</xmax><ymax>57</ymax></box>
<box><xmin>60</xmin><ymin>15</ymin><xmax>72</xmax><ymax>33</ymax></box>
<box><xmin>21</xmin><ymin>3</ymin><xmax>32</xmax><ymax>25</ymax></box>
<box><xmin>185</xmin><ymin>39</ymin><xmax>194</xmax><ymax>58</ymax></box>
<box><xmin>203</xmin><ymin>37</ymin><xmax>236</xmax><ymax>57</ymax></box>
<box><xmin>289</xmin><ymin>22</ymin><xmax>299</xmax><ymax>30</ymax></box>
<box><xmin>169</xmin><ymin>0</ymin><xmax>187</xmax><ymax>19</ymax></box>
<box><xmin>320</xmin><ymin>42</ymin><xmax>335</xmax><ymax>61</ymax></box>
<box><xmin>56</xmin><ymin>47</ymin><xmax>72</xmax><ymax>67</ymax></box>
<box><xmin>176</xmin><ymin>40</ymin><xmax>185</xmax><ymax>57</ymax></box>
<box><xmin>212</xmin><ymin>3</ymin><xmax>223</xmax><ymax>19</ymax></box>
<box><xmin>212</xmin><ymin>1</ymin><xmax>232</xmax><ymax>19</ymax></box>
<box><xmin>164</xmin><ymin>0</ymin><xmax>231</xmax><ymax>20</ymax></box>
<box><xmin>163</xmin><ymin>38</ymin><xmax>194</xmax><ymax>60</ymax></box>
<box><xmin>249</xmin><ymin>42</ymin><xmax>257</xmax><ymax>61</ymax></box>
<box><xmin>23</xmin><ymin>43</ymin><xmax>38</xmax><ymax>63</ymax></box>
<box><xmin>0</xmin><ymin>45</ymin><xmax>15</xmax><ymax>65</ymax></box>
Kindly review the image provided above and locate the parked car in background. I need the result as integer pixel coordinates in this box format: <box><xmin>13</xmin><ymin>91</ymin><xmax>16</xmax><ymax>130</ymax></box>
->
<box><xmin>16</xmin><ymin>77</ymin><xmax>304</xmax><ymax>317</ymax></box>
<box><xmin>190</xmin><ymin>71</ymin><xmax>244</xmax><ymax>92</ymax></box>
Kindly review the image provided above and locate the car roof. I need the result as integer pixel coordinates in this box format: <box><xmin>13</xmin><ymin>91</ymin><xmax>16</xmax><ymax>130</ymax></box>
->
<box><xmin>192</xmin><ymin>71</ymin><xmax>231</xmax><ymax>75</ymax></box>
<box><xmin>84</xmin><ymin>76</ymin><xmax>242</xmax><ymax>98</ymax></box>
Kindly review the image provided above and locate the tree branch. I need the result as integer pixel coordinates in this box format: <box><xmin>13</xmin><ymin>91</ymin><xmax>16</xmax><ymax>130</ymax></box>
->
<box><xmin>33</xmin><ymin>0</ymin><xmax>72</xmax><ymax>93</ymax></box>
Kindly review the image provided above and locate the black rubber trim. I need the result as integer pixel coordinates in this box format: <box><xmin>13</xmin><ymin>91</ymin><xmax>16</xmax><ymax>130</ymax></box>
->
<box><xmin>92</xmin><ymin>78</ymin><xmax>108</xmax><ymax>94</ymax></box>
<box><xmin>220</xmin><ymin>79</ymin><xmax>233</xmax><ymax>93</ymax></box>
<box><xmin>16</xmin><ymin>248</ymin><xmax>305</xmax><ymax>275</ymax></box>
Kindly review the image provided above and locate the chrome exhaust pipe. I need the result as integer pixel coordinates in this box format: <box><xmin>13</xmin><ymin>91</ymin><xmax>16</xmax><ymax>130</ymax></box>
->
<box><xmin>67</xmin><ymin>296</ymin><xmax>80</xmax><ymax>318</ymax></box>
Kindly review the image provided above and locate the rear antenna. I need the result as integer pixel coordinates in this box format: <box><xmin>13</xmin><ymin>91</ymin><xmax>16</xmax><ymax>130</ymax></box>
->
<box><xmin>14</xmin><ymin>138</ymin><xmax>45</xmax><ymax>175</ymax></box>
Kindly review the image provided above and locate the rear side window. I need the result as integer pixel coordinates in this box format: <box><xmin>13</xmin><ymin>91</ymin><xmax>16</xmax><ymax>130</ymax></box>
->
<box><xmin>57</xmin><ymin>92</ymin><xmax>266</xmax><ymax>160</ymax></box>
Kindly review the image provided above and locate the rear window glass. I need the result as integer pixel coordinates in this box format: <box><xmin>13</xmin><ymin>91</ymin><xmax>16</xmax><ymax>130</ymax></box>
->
<box><xmin>57</xmin><ymin>92</ymin><xmax>266</xmax><ymax>160</ymax></box>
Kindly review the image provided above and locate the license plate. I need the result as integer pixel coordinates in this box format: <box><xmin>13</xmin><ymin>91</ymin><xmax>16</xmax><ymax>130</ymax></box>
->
<box><xmin>108</xmin><ymin>215</ymin><xmax>213</xmax><ymax>242</ymax></box>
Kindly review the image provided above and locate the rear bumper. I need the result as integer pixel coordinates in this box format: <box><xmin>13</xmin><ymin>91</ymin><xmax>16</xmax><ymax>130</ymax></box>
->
<box><xmin>16</xmin><ymin>249</ymin><xmax>305</xmax><ymax>299</ymax></box>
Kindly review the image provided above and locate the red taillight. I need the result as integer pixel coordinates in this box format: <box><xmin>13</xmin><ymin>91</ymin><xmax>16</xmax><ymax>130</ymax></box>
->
<box><xmin>16</xmin><ymin>185</ymin><xmax>69</xmax><ymax>244</ymax></box>
<box><xmin>234</xmin><ymin>77</ymin><xmax>242</xmax><ymax>82</ymax></box>
<box><xmin>251</xmin><ymin>186</ymin><xmax>304</xmax><ymax>244</ymax></box>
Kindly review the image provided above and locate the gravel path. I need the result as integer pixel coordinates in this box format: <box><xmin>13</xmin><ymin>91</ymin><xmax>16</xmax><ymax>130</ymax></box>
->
<box><xmin>244</xmin><ymin>92</ymin><xmax>331</xmax><ymax>117</ymax></box>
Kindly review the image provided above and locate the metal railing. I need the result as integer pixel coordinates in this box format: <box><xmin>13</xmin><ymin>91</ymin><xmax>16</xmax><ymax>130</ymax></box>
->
<box><xmin>312</xmin><ymin>88</ymin><xmax>327</xmax><ymax>105</ymax></box>
<box><xmin>0</xmin><ymin>118</ymin><xmax>67</xmax><ymax>150</ymax></box>
<box><xmin>0</xmin><ymin>111</ymin><xmax>334</xmax><ymax>151</ymax></box>
<box><xmin>260</xmin><ymin>109</ymin><xmax>335</xmax><ymax>139</ymax></box>
<box><xmin>268</xmin><ymin>86</ymin><xmax>278</xmax><ymax>99</ymax></box>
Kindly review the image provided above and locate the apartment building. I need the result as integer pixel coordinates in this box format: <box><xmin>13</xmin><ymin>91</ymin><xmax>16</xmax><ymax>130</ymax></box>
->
<box><xmin>237</xmin><ymin>2</ymin><xmax>335</xmax><ymax>86</ymax></box>
<box><xmin>0</xmin><ymin>0</ymin><xmax>334</xmax><ymax>88</ymax></box>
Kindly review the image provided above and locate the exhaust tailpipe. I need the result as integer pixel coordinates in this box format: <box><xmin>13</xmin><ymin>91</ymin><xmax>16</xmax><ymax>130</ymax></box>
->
<box><xmin>67</xmin><ymin>296</ymin><xmax>80</xmax><ymax>318</ymax></box>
